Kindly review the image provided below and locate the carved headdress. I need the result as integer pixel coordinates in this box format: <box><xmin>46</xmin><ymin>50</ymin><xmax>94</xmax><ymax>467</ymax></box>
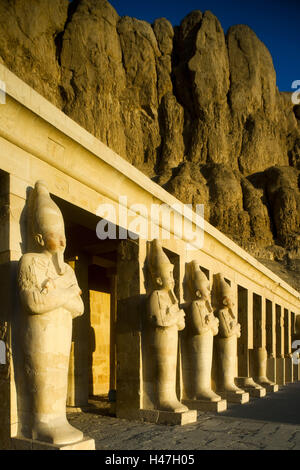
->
<box><xmin>214</xmin><ymin>273</ymin><xmax>234</xmax><ymax>309</ymax></box>
<box><xmin>187</xmin><ymin>260</ymin><xmax>209</xmax><ymax>293</ymax></box>
<box><xmin>147</xmin><ymin>239</ymin><xmax>173</xmax><ymax>280</ymax></box>
<box><xmin>30</xmin><ymin>180</ymin><xmax>65</xmax><ymax>238</ymax></box>
<box><xmin>27</xmin><ymin>180</ymin><xmax>66</xmax><ymax>274</ymax></box>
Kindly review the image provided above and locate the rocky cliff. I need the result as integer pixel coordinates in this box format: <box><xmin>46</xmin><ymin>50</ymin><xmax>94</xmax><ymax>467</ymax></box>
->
<box><xmin>1</xmin><ymin>0</ymin><xmax>299</xmax><ymax>289</ymax></box>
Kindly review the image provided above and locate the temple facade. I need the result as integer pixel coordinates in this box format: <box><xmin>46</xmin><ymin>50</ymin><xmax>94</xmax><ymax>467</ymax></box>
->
<box><xmin>0</xmin><ymin>64</ymin><xmax>299</xmax><ymax>450</ymax></box>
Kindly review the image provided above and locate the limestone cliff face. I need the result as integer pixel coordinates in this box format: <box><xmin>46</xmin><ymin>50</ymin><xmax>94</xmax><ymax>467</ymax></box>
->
<box><xmin>1</xmin><ymin>0</ymin><xmax>299</xmax><ymax>287</ymax></box>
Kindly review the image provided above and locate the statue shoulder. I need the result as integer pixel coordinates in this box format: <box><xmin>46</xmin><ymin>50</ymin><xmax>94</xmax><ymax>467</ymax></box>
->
<box><xmin>148</xmin><ymin>290</ymin><xmax>160</xmax><ymax>309</ymax></box>
<box><xmin>18</xmin><ymin>253</ymin><xmax>40</xmax><ymax>290</ymax></box>
<box><xmin>18</xmin><ymin>253</ymin><xmax>40</xmax><ymax>273</ymax></box>
<box><xmin>18</xmin><ymin>253</ymin><xmax>51</xmax><ymax>288</ymax></box>
<box><xmin>19</xmin><ymin>252</ymin><xmax>35</xmax><ymax>265</ymax></box>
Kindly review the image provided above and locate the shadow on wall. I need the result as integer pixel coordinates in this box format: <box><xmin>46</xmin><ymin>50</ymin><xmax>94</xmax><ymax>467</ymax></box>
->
<box><xmin>221</xmin><ymin>382</ymin><xmax>300</xmax><ymax>425</ymax></box>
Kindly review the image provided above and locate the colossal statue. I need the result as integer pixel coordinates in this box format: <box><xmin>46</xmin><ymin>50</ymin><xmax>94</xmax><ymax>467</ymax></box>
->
<box><xmin>146</xmin><ymin>239</ymin><xmax>187</xmax><ymax>412</ymax></box>
<box><xmin>184</xmin><ymin>261</ymin><xmax>221</xmax><ymax>402</ymax></box>
<box><xmin>214</xmin><ymin>273</ymin><xmax>246</xmax><ymax>400</ymax></box>
<box><xmin>18</xmin><ymin>180</ymin><xmax>84</xmax><ymax>445</ymax></box>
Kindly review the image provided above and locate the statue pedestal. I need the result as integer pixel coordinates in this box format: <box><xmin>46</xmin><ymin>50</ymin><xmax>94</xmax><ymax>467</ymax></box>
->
<box><xmin>239</xmin><ymin>387</ymin><xmax>265</xmax><ymax>398</ymax></box>
<box><xmin>235</xmin><ymin>377</ymin><xmax>266</xmax><ymax>398</ymax></box>
<box><xmin>253</xmin><ymin>381</ymin><xmax>279</xmax><ymax>393</ymax></box>
<box><xmin>218</xmin><ymin>391</ymin><xmax>249</xmax><ymax>404</ymax></box>
<box><xmin>139</xmin><ymin>409</ymin><xmax>197</xmax><ymax>426</ymax></box>
<box><xmin>11</xmin><ymin>436</ymin><xmax>95</xmax><ymax>450</ymax></box>
<box><xmin>264</xmin><ymin>383</ymin><xmax>279</xmax><ymax>393</ymax></box>
<box><xmin>182</xmin><ymin>399</ymin><xmax>227</xmax><ymax>412</ymax></box>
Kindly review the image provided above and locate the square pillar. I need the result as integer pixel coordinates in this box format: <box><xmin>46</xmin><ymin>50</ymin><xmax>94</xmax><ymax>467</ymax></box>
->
<box><xmin>237</xmin><ymin>286</ymin><xmax>252</xmax><ymax>377</ymax></box>
<box><xmin>0</xmin><ymin>172</ymin><xmax>11</xmax><ymax>450</ymax></box>
<box><xmin>266</xmin><ymin>299</ymin><xmax>276</xmax><ymax>382</ymax></box>
<box><xmin>291</xmin><ymin>312</ymin><xmax>299</xmax><ymax>381</ymax></box>
<box><xmin>116</xmin><ymin>239</ymin><xmax>142</xmax><ymax>420</ymax></box>
<box><xmin>276</xmin><ymin>305</ymin><xmax>285</xmax><ymax>385</ymax></box>
<box><xmin>253</xmin><ymin>293</ymin><xmax>263</xmax><ymax>350</ymax></box>
<box><xmin>284</xmin><ymin>309</ymin><xmax>293</xmax><ymax>383</ymax></box>
<box><xmin>67</xmin><ymin>254</ymin><xmax>90</xmax><ymax>408</ymax></box>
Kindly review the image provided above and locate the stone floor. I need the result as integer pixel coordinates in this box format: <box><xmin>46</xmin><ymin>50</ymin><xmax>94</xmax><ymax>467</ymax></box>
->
<box><xmin>67</xmin><ymin>382</ymin><xmax>300</xmax><ymax>450</ymax></box>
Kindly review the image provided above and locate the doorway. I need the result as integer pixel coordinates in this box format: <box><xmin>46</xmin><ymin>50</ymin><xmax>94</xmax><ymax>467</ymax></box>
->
<box><xmin>52</xmin><ymin>195</ymin><xmax>119</xmax><ymax>412</ymax></box>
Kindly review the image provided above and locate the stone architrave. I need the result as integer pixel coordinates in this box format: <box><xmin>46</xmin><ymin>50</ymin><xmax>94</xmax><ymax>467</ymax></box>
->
<box><xmin>214</xmin><ymin>274</ymin><xmax>249</xmax><ymax>404</ymax></box>
<box><xmin>17</xmin><ymin>180</ymin><xmax>93</xmax><ymax>447</ymax></box>
<box><xmin>144</xmin><ymin>239</ymin><xmax>195</xmax><ymax>422</ymax></box>
<box><xmin>182</xmin><ymin>261</ymin><xmax>226</xmax><ymax>412</ymax></box>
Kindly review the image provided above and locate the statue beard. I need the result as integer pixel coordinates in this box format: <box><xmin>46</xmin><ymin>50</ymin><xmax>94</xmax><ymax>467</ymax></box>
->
<box><xmin>52</xmin><ymin>250</ymin><xmax>66</xmax><ymax>275</ymax></box>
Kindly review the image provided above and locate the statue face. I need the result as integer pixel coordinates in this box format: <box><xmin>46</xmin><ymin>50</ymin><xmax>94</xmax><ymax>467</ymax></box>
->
<box><xmin>35</xmin><ymin>231</ymin><xmax>66</xmax><ymax>274</ymax></box>
<box><xmin>195</xmin><ymin>283</ymin><xmax>210</xmax><ymax>301</ymax></box>
<box><xmin>35</xmin><ymin>231</ymin><xmax>66</xmax><ymax>254</ymax></box>
<box><xmin>44</xmin><ymin>232</ymin><xmax>66</xmax><ymax>254</ymax></box>
<box><xmin>223</xmin><ymin>295</ymin><xmax>234</xmax><ymax>309</ymax></box>
<box><xmin>156</xmin><ymin>264</ymin><xmax>175</xmax><ymax>290</ymax></box>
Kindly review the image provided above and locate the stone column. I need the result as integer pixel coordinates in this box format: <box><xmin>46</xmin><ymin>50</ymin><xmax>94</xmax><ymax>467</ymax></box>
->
<box><xmin>253</xmin><ymin>294</ymin><xmax>263</xmax><ymax>350</ymax></box>
<box><xmin>237</xmin><ymin>286</ymin><xmax>250</xmax><ymax>378</ymax></box>
<box><xmin>116</xmin><ymin>239</ymin><xmax>142</xmax><ymax>420</ymax></box>
<box><xmin>291</xmin><ymin>312</ymin><xmax>299</xmax><ymax>381</ymax></box>
<box><xmin>67</xmin><ymin>255</ymin><xmax>90</xmax><ymax>408</ymax></box>
<box><xmin>109</xmin><ymin>274</ymin><xmax>117</xmax><ymax>405</ymax></box>
<box><xmin>276</xmin><ymin>305</ymin><xmax>285</xmax><ymax>385</ymax></box>
<box><xmin>266</xmin><ymin>299</ymin><xmax>276</xmax><ymax>382</ymax></box>
<box><xmin>284</xmin><ymin>309</ymin><xmax>293</xmax><ymax>383</ymax></box>
<box><xmin>0</xmin><ymin>172</ymin><xmax>11</xmax><ymax>449</ymax></box>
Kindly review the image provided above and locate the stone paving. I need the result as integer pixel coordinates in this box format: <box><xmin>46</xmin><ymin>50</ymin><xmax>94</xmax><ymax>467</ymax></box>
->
<box><xmin>67</xmin><ymin>382</ymin><xmax>300</xmax><ymax>450</ymax></box>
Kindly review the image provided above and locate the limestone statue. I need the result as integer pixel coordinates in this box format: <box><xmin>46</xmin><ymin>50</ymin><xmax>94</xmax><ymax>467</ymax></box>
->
<box><xmin>18</xmin><ymin>180</ymin><xmax>84</xmax><ymax>445</ymax></box>
<box><xmin>184</xmin><ymin>261</ymin><xmax>221</xmax><ymax>402</ymax></box>
<box><xmin>214</xmin><ymin>273</ymin><xmax>245</xmax><ymax>395</ymax></box>
<box><xmin>146</xmin><ymin>239</ymin><xmax>188</xmax><ymax>413</ymax></box>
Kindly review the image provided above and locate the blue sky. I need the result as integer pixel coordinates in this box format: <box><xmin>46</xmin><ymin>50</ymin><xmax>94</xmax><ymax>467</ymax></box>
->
<box><xmin>107</xmin><ymin>0</ymin><xmax>299</xmax><ymax>92</ymax></box>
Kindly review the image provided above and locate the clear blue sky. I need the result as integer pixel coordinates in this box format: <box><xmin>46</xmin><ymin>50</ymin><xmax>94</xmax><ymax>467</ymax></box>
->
<box><xmin>106</xmin><ymin>0</ymin><xmax>299</xmax><ymax>92</ymax></box>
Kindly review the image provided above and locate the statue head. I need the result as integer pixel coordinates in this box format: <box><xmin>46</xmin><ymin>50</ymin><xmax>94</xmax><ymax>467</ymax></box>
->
<box><xmin>148</xmin><ymin>239</ymin><xmax>175</xmax><ymax>291</ymax></box>
<box><xmin>30</xmin><ymin>180</ymin><xmax>66</xmax><ymax>274</ymax></box>
<box><xmin>187</xmin><ymin>260</ymin><xmax>210</xmax><ymax>302</ymax></box>
<box><xmin>215</xmin><ymin>273</ymin><xmax>234</xmax><ymax>310</ymax></box>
